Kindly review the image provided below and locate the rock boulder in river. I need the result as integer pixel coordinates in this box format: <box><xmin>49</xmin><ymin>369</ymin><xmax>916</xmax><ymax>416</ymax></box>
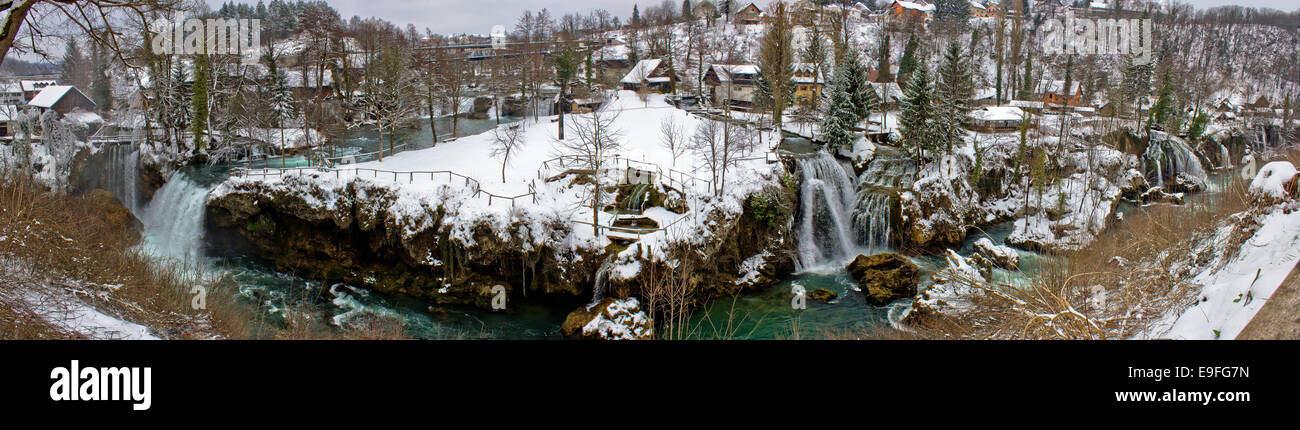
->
<box><xmin>561</xmin><ymin>297</ymin><xmax>653</xmax><ymax>340</ymax></box>
<box><xmin>846</xmin><ymin>253</ymin><xmax>920</xmax><ymax>306</ymax></box>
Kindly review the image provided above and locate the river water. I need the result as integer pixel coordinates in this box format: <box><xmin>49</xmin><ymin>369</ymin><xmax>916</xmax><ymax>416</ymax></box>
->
<box><xmin>87</xmin><ymin>115</ymin><xmax>1236</xmax><ymax>340</ymax></box>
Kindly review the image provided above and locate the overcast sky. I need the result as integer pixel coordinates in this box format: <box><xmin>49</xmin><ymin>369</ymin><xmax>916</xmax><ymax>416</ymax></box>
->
<box><xmin>204</xmin><ymin>0</ymin><xmax>1300</xmax><ymax>36</ymax></box>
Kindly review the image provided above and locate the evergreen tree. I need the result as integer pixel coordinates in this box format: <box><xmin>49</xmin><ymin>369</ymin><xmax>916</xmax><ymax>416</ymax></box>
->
<box><xmin>92</xmin><ymin>64</ymin><xmax>112</xmax><ymax>112</ymax></box>
<box><xmin>934</xmin><ymin>0</ymin><xmax>972</xmax><ymax>30</ymax></box>
<box><xmin>632</xmin><ymin>4</ymin><xmax>641</xmax><ymax>27</ymax></box>
<box><xmin>935</xmin><ymin>41</ymin><xmax>973</xmax><ymax>154</ymax></box>
<box><xmin>60</xmin><ymin>40</ymin><xmax>90</xmax><ymax>90</ymax></box>
<box><xmin>683</xmin><ymin>0</ymin><xmax>692</xmax><ymax>20</ymax></box>
<box><xmin>820</xmin><ymin>64</ymin><xmax>857</xmax><ymax>152</ymax></box>
<box><xmin>164</xmin><ymin>61</ymin><xmax>191</xmax><ymax>149</ymax></box>
<box><xmin>191</xmin><ymin>51</ymin><xmax>210</xmax><ymax>149</ymax></box>
<box><xmin>1018</xmin><ymin>56</ymin><xmax>1034</xmax><ymax>100</ymax></box>
<box><xmin>899</xmin><ymin>64</ymin><xmax>936</xmax><ymax>165</ymax></box>
<box><xmin>843</xmin><ymin>53</ymin><xmax>875</xmax><ymax>125</ymax></box>
<box><xmin>1149</xmin><ymin>68</ymin><xmax>1175</xmax><ymax>133</ymax></box>
<box><xmin>897</xmin><ymin>35</ymin><xmax>920</xmax><ymax>85</ymax></box>
<box><xmin>874</xmin><ymin>34</ymin><xmax>893</xmax><ymax>83</ymax></box>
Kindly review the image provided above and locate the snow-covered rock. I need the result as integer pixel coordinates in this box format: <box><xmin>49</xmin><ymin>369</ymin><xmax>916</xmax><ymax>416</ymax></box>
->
<box><xmin>1248</xmin><ymin>161</ymin><xmax>1298</xmax><ymax>202</ymax></box>
<box><xmin>971</xmin><ymin>237</ymin><xmax>1019</xmax><ymax>273</ymax></box>
<box><xmin>909</xmin><ymin>250</ymin><xmax>987</xmax><ymax>321</ymax></box>
<box><xmin>561</xmin><ymin>297</ymin><xmax>653</xmax><ymax>340</ymax></box>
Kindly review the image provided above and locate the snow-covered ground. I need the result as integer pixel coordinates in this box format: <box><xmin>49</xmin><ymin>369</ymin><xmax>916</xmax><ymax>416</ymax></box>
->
<box><xmin>1144</xmin><ymin>163</ymin><xmax>1300</xmax><ymax>340</ymax></box>
<box><xmin>215</xmin><ymin>91</ymin><xmax>784</xmax><ymax>279</ymax></box>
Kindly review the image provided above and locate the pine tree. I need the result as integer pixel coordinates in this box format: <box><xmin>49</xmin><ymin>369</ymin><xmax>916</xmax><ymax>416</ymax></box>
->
<box><xmin>843</xmin><ymin>53</ymin><xmax>876</xmax><ymax>125</ymax></box>
<box><xmin>60</xmin><ymin>40</ymin><xmax>90</xmax><ymax>90</ymax></box>
<box><xmin>165</xmin><ymin>61</ymin><xmax>191</xmax><ymax>149</ymax></box>
<box><xmin>632</xmin><ymin>4</ymin><xmax>641</xmax><ymax>27</ymax></box>
<box><xmin>899</xmin><ymin>64</ymin><xmax>936</xmax><ymax>166</ymax></box>
<box><xmin>935</xmin><ymin>41</ymin><xmax>973</xmax><ymax>154</ymax></box>
<box><xmin>1018</xmin><ymin>56</ymin><xmax>1034</xmax><ymax>100</ymax></box>
<box><xmin>821</xmin><ymin>62</ymin><xmax>858</xmax><ymax>152</ymax></box>
<box><xmin>897</xmin><ymin>35</ymin><xmax>920</xmax><ymax>85</ymax></box>
<box><xmin>683</xmin><ymin>0</ymin><xmax>692</xmax><ymax>20</ymax></box>
<box><xmin>92</xmin><ymin>64</ymin><xmax>112</xmax><ymax>112</ymax></box>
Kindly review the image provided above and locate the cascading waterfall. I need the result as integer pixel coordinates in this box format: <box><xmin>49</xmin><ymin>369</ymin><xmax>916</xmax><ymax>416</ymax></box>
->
<box><xmin>588</xmin><ymin>255</ymin><xmax>618</xmax><ymax>309</ymax></box>
<box><xmin>76</xmin><ymin>144</ymin><xmax>140</xmax><ymax>213</ymax></box>
<box><xmin>853</xmin><ymin>146</ymin><xmax>915</xmax><ymax>252</ymax></box>
<box><xmin>138</xmin><ymin>171</ymin><xmax>215</xmax><ymax>267</ymax></box>
<box><xmin>793</xmin><ymin>152</ymin><xmax>860</xmax><ymax>270</ymax></box>
<box><xmin>1144</xmin><ymin>131</ymin><xmax>1208</xmax><ymax>190</ymax></box>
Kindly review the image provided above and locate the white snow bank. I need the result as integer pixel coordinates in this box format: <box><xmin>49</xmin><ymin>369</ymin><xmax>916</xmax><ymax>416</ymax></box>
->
<box><xmin>1249</xmin><ymin>161</ymin><xmax>1297</xmax><ymax>200</ymax></box>
<box><xmin>1148</xmin><ymin>205</ymin><xmax>1300</xmax><ymax>340</ymax></box>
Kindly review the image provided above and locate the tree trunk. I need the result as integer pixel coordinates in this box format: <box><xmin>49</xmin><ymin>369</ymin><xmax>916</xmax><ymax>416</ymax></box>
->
<box><xmin>558</xmin><ymin>83</ymin><xmax>567</xmax><ymax>140</ymax></box>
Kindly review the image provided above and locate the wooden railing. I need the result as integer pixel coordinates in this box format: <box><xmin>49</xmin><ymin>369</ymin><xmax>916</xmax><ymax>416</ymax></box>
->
<box><xmin>230</xmin><ymin>166</ymin><xmax>537</xmax><ymax>207</ymax></box>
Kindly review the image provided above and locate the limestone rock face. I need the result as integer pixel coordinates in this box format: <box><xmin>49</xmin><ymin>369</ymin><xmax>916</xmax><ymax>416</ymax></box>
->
<box><xmin>846</xmin><ymin>253</ymin><xmax>920</xmax><ymax>306</ymax></box>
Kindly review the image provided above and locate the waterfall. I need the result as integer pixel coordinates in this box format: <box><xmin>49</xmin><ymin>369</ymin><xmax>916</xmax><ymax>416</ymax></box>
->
<box><xmin>853</xmin><ymin>145</ymin><xmax>914</xmax><ymax>252</ymax></box>
<box><xmin>1144</xmin><ymin>131</ymin><xmax>1208</xmax><ymax>191</ymax></box>
<box><xmin>138</xmin><ymin>171</ymin><xmax>214</xmax><ymax>267</ymax></box>
<box><xmin>794</xmin><ymin>152</ymin><xmax>859</xmax><ymax>270</ymax></box>
<box><xmin>588</xmin><ymin>255</ymin><xmax>618</xmax><ymax>309</ymax></box>
<box><xmin>76</xmin><ymin>144</ymin><xmax>140</xmax><ymax>213</ymax></box>
<box><xmin>1219</xmin><ymin>144</ymin><xmax>1232</xmax><ymax>169</ymax></box>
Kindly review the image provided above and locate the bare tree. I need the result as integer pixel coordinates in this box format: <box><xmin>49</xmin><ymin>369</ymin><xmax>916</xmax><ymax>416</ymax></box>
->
<box><xmin>1</xmin><ymin>0</ymin><xmax>177</xmax><ymax>67</ymax></box>
<box><xmin>554</xmin><ymin>94</ymin><xmax>621</xmax><ymax>235</ymax></box>
<box><xmin>659</xmin><ymin>116</ymin><xmax>687</xmax><ymax>167</ymax></box>
<box><xmin>690</xmin><ymin>116</ymin><xmax>754</xmax><ymax>196</ymax></box>
<box><xmin>490</xmin><ymin>123</ymin><xmax>524</xmax><ymax>183</ymax></box>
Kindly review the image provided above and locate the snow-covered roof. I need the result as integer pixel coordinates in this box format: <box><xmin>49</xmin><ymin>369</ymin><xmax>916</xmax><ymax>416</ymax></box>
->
<box><xmin>1010</xmin><ymin>100</ymin><xmax>1045</xmax><ymax>109</ymax></box>
<box><xmin>20</xmin><ymin>80</ymin><xmax>57</xmax><ymax>92</ymax></box>
<box><xmin>970</xmin><ymin>1</ymin><xmax>987</xmax><ymax>10</ymax></box>
<box><xmin>1037</xmin><ymin>79</ymin><xmax>1081</xmax><ymax>95</ymax></box>
<box><xmin>622</xmin><ymin>59</ymin><xmax>664</xmax><ymax>84</ymax></box>
<box><xmin>970</xmin><ymin>106</ymin><xmax>1026</xmax><ymax>122</ymax></box>
<box><xmin>792</xmin><ymin>63</ymin><xmax>824</xmax><ymax>84</ymax></box>
<box><xmin>27</xmin><ymin>85</ymin><xmax>77</xmax><ymax>108</ymax></box>
<box><xmin>893</xmin><ymin>1</ymin><xmax>936</xmax><ymax>12</ymax></box>
<box><xmin>283</xmin><ymin>69</ymin><xmax>334</xmax><ymax>88</ymax></box>
<box><xmin>869</xmin><ymin>82</ymin><xmax>904</xmax><ymax>102</ymax></box>
<box><xmin>1090</xmin><ymin>1</ymin><xmax>1109</xmax><ymax>9</ymax></box>
<box><xmin>709</xmin><ymin>64</ymin><xmax>759</xmax><ymax>83</ymax></box>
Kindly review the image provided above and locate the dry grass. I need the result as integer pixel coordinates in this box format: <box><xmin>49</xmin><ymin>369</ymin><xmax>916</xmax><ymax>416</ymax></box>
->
<box><xmin>0</xmin><ymin>171</ymin><xmax>409</xmax><ymax>340</ymax></box>
<box><xmin>908</xmin><ymin>155</ymin><xmax>1278</xmax><ymax>339</ymax></box>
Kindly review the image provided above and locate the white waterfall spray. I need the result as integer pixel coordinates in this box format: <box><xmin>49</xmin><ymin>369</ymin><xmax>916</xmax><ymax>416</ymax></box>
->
<box><xmin>794</xmin><ymin>152</ymin><xmax>860</xmax><ymax>270</ymax></box>
<box><xmin>138</xmin><ymin>171</ymin><xmax>215</xmax><ymax>267</ymax></box>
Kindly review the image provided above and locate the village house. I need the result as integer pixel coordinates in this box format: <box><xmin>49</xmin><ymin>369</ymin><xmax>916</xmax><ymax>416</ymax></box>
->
<box><xmin>970</xmin><ymin>1</ymin><xmax>999</xmax><ymax>18</ymax></box>
<box><xmin>737</xmin><ymin>3</ymin><xmax>764</xmax><ymax>25</ymax></box>
<box><xmin>1037</xmin><ymin>79</ymin><xmax>1083</xmax><ymax>106</ymax></box>
<box><xmin>885</xmin><ymin>0</ymin><xmax>934</xmax><ymax>25</ymax></box>
<box><xmin>968</xmin><ymin>106</ymin><xmax>1030</xmax><ymax>132</ymax></box>
<box><xmin>792</xmin><ymin>63</ymin><xmax>825</xmax><ymax>105</ymax></box>
<box><xmin>0</xmin><ymin>104</ymin><xmax>18</xmax><ymax>137</ymax></box>
<box><xmin>704</xmin><ymin>64</ymin><xmax>758</xmax><ymax>110</ymax></box>
<box><xmin>621</xmin><ymin>59</ymin><xmax>675</xmax><ymax>93</ymax></box>
<box><xmin>27</xmin><ymin>85</ymin><xmax>96</xmax><ymax>115</ymax></box>
<box><xmin>0</xmin><ymin>81</ymin><xmax>24</xmax><ymax>105</ymax></box>
<box><xmin>20</xmin><ymin>79</ymin><xmax>57</xmax><ymax>102</ymax></box>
